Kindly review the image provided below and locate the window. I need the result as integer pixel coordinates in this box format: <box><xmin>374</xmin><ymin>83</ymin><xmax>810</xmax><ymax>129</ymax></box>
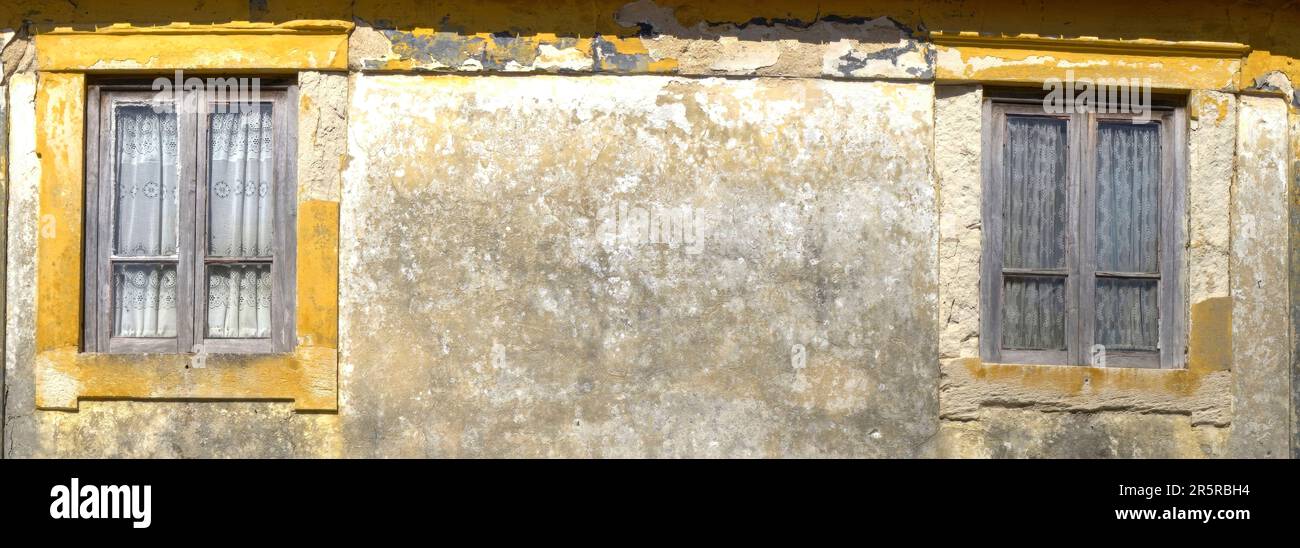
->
<box><xmin>83</xmin><ymin>84</ymin><xmax>296</xmax><ymax>354</ymax></box>
<box><xmin>980</xmin><ymin>98</ymin><xmax>1186</xmax><ymax>368</ymax></box>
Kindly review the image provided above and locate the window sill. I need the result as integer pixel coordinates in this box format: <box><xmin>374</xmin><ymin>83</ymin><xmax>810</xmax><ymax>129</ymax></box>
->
<box><xmin>940</xmin><ymin>357</ymin><xmax>1232</xmax><ymax>425</ymax></box>
<box><xmin>34</xmin><ymin>345</ymin><xmax>337</xmax><ymax>412</ymax></box>
<box><xmin>945</xmin><ymin>356</ymin><xmax>1225</xmax><ymax>397</ymax></box>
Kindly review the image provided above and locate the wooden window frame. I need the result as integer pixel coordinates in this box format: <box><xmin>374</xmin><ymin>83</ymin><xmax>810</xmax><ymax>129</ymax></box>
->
<box><xmin>83</xmin><ymin>82</ymin><xmax>297</xmax><ymax>355</ymax></box>
<box><xmin>980</xmin><ymin>97</ymin><xmax>1187</xmax><ymax>369</ymax></box>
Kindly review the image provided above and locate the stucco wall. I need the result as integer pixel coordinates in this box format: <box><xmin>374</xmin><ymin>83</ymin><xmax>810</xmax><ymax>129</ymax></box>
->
<box><xmin>1</xmin><ymin>0</ymin><xmax>1297</xmax><ymax>458</ymax></box>
<box><xmin>338</xmin><ymin>74</ymin><xmax>937</xmax><ymax>457</ymax></box>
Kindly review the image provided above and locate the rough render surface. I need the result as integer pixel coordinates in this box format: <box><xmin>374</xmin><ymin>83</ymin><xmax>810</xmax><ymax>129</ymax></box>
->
<box><xmin>339</xmin><ymin>74</ymin><xmax>938</xmax><ymax>457</ymax></box>
<box><xmin>1188</xmin><ymin>91</ymin><xmax>1236</xmax><ymax>307</ymax></box>
<box><xmin>4</xmin><ymin>73</ymin><xmax>37</xmax><ymax>456</ymax></box>
<box><xmin>1229</xmin><ymin>95</ymin><xmax>1292</xmax><ymax>459</ymax></box>
<box><xmin>298</xmin><ymin>71</ymin><xmax>348</xmax><ymax>204</ymax></box>
<box><xmin>935</xmin><ymin>85</ymin><xmax>981</xmax><ymax>361</ymax></box>
<box><xmin>1293</xmin><ymin>107</ymin><xmax>1300</xmax><ymax>457</ymax></box>
<box><xmin>939</xmin><ymin>408</ymin><xmax>1229</xmax><ymax>459</ymax></box>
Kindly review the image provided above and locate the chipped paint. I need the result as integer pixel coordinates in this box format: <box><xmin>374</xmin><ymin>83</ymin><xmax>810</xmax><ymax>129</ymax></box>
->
<box><xmin>933</xmin><ymin>43</ymin><xmax>1242</xmax><ymax>90</ymax></box>
<box><xmin>34</xmin><ymin>21</ymin><xmax>351</xmax><ymax>71</ymax></box>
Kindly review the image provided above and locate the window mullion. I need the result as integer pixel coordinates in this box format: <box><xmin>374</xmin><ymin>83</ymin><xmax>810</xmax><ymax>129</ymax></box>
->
<box><xmin>1076</xmin><ymin>112</ymin><xmax>1098</xmax><ymax>366</ymax></box>
<box><xmin>171</xmin><ymin>107</ymin><xmax>196</xmax><ymax>353</ymax></box>
<box><xmin>192</xmin><ymin>106</ymin><xmax>209</xmax><ymax>349</ymax></box>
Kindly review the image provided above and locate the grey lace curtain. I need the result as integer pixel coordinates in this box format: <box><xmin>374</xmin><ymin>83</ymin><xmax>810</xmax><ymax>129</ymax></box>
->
<box><xmin>206</xmin><ymin>105</ymin><xmax>275</xmax><ymax>338</ymax></box>
<box><xmin>1095</xmin><ymin>123</ymin><xmax>1160</xmax><ymax>350</ymax></box>
<box><xmin>1001</xmin><ymin>117</ymin><xmax>1068</xmax><ymax>350</ymax></box>
<box><xmin>112</xmin><ymin>106</ymin><xmax>179</xmax><ymax>337</ymax></box>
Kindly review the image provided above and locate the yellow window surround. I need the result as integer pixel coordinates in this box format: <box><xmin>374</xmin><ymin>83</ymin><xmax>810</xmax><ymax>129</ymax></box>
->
<box><xmin>32</xmin><ymin>21</ymin><xmax>350</xmax><ymax>412</ymax></box>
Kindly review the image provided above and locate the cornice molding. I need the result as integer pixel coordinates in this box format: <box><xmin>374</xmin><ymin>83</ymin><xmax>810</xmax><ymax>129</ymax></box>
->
<box><xmin>37</xmin><ymin>19</ymin><xmax>353</xmax><ymax>36</ymax></box>
<box><xmin>927</xmin><ymin>32</ymin><xmax>1250</xmax><ymax>59</ymax></box>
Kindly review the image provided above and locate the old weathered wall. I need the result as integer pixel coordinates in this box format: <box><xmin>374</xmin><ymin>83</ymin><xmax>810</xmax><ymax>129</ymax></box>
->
<box><xmin>1231</xmin><ymin>95</ymin><xmax>1293</xmax><ymax>458</ymax></box>
<box><xmin>0</xmin><ymin>0</ymin><xmax>1297</xmax><ymax>458</ymax></box>
<box><xmin>339</xmin><ymin>74</ymin><xmax>937</xmax><ymax>457</ymax></box>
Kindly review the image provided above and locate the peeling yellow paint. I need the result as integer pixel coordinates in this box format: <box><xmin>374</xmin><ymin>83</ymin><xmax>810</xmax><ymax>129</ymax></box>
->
<box><xmin>297</xmin><ymin>200</ymin><xmax>340</xmax><ymax>349</ymax></box>
<box><xmin>933</xmin><ymin>43</ymin><xmax>1242</xmax><ymax>91</ymax></box>
<box><xmin>1241</xmin><ymin>50</ymin><xmax>1300</xmax><ymax>100</ymax></box>
<box><xmin>35</xmin><ymin>72</ymin><xmax>84</xmax><ymax>354</ymax></box>
<box><xmin>1188</xmin><ymin>297</ymin><xmax>1232</xmax><ymax>372</ymax></box>
<box><xmin>34</xmin><ymin>21</ymin><xmax>351</xmax><ymax>72</ymax></box>
<box><xmin>959</xmin><ymin>356</ymin><xmax>1210</xmax><ymax>398</ymax></box>
<box><xmin>1190</xmin><ymin>91</ymin><xmax>1231</xmax><ymax>123</ymax></box>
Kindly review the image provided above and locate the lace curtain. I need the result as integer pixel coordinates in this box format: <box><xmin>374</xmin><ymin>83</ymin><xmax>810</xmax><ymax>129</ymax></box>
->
<box><xmin>1001</xmin><ymin>117</ymin><xmax>1068</xmax><ymax>351</ymax></box>
<box><xmin>206</xmin><ymin>105</ymin><xmax>275</xmax><ymax>338</ymax></box>
<box><xmin>1094</xmin><ymin>123</ymin><xmax>1160</xmax><ymax>350</ymax></box>
<box><xmin>112</xmin><ymin>106</ymin><xmax>179</xmax><ymax>337</ymax></box>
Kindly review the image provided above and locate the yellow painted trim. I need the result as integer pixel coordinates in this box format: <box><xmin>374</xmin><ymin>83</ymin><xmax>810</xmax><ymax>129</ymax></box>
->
<box><xmin>954</xmin><ymin>357</ymin><xmax>1218</xmax><ymax>398</ymax></box>
<box><xmin>35</xmin><ymin>72</ymin><xmax>85</xmax><ymax>354</ymax></box>
<box><xmin>296</xmin><ymin>200</ymin><xmax>340</xmax><ymax>349</ymax></box>
<box><xmin>35</xmin><ymin>347</ymin><xmax>337</xmax><ymax>411</ymax></box>
<box><xmin>37</xmin><ymin>20</ymin><xmax>354</xmax><ymax>35</ymax></box>
<box><xmin>933</xmin><ymin>44</ymin><xmax>1243</xmax><ymax>91</ymax></box>
<box><xmin>32</xmin><ymin>32</ymin><xmax>341</xmax><ymax>412</ymax></box>
<box><xmin>35</xmin><ymin>20</ymin><xmax>351</xmax><ymax>72</ymax></box>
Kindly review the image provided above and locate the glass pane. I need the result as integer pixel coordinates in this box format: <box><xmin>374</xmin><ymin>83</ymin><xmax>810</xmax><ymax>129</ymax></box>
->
<box><xmin>114</xmin><ymin>105</ymin><xmax>180</xmax><ymax>257</ymax></box>
<box><xmin>112</xmin><ymin>263</ymin><xmax>177</xmax><ymax>337</ymax></box>
<box><xmin>208</xmin><ymin>103</ymin><xmax>274</xmax><ymax>257</ymax></box>
<box><xmin>1002</xmin><ymin>276</ymin><xmax>1066</xmax><ymax>350</ymax></box>
<box><xmin>1003</xmin><ymin>116</ymin><xmax>1068</xmax><ymax>269</ymax></box>
<box><xmin>1096</xmin><ymin>123</ymin><xmax>1160</xmax><ymax>273</ymax></box>
<box><xmin>1096</xmin><ymin>278</ymin><xmax>1158</xmax><ymax>351</ymax></box>
<box><xmin>207</xmin><ymin>264</ymin><xmax>272</xmax><ymax>338</ymax></box>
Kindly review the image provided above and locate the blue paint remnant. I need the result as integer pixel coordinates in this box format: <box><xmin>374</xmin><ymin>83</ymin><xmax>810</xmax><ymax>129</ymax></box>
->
<box><xmin>381</xmin><ymin>29</ymin><xmax>485</xmax><ymax>68</ymax></box>
<box><xmin>830</xmin><ymin>18</ymin><xmax>934</xmax><ymax>79</ymax></box>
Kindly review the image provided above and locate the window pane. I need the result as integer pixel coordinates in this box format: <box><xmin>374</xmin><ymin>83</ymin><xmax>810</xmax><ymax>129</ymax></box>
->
<box><xmin>114</xmin><ymin>106</ymin><xmax>180</xmax><ymax>257</ymax></box>
<box><xmin>1096</xmin><ymin>123</ymin><xmax>1160</xmax><ymax>273</ymax></box>
<box><xmin>112</xmin><ymin>263</ymin><xmax>177</xmax><ymax>337</ymax></box>
<box><xmin>208</xmin><ymin>104</ymin><xmax>274</xmax><ymax>257</ymax></box>
<box><xmin>1096</xmin><ymin>278</ymin><xmax>1158</xmax><ymax>351</ymax></box>
<box><xmin>1002</xmin><ymin>276</ymin><xmax>1066</xmax><ymax>350</ymax></box>
<box><xmin>207</xmin><ymin>264</ymin><xmax>272</xmax><ymax>338</ymax></box>
<box><xmin>1003</xmin><ymin>116</ymin><xmax>1068</xmax><ymax>269</ymax></box>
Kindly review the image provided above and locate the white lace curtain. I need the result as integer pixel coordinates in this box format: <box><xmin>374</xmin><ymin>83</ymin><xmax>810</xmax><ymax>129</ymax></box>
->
<box><xmin>206</xmin><ymin>105</ymin><xmax>275</xmax><ymax>338</ymax></box>
<box><xmin>111</xmin><ymin>104</ymin><xmax>275</xmax><ymax>339</ymax></box>
<box><xmin>112</xmin><ymin>107</ymin><xmax>179</xmax><ymax>337</ymax></box>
